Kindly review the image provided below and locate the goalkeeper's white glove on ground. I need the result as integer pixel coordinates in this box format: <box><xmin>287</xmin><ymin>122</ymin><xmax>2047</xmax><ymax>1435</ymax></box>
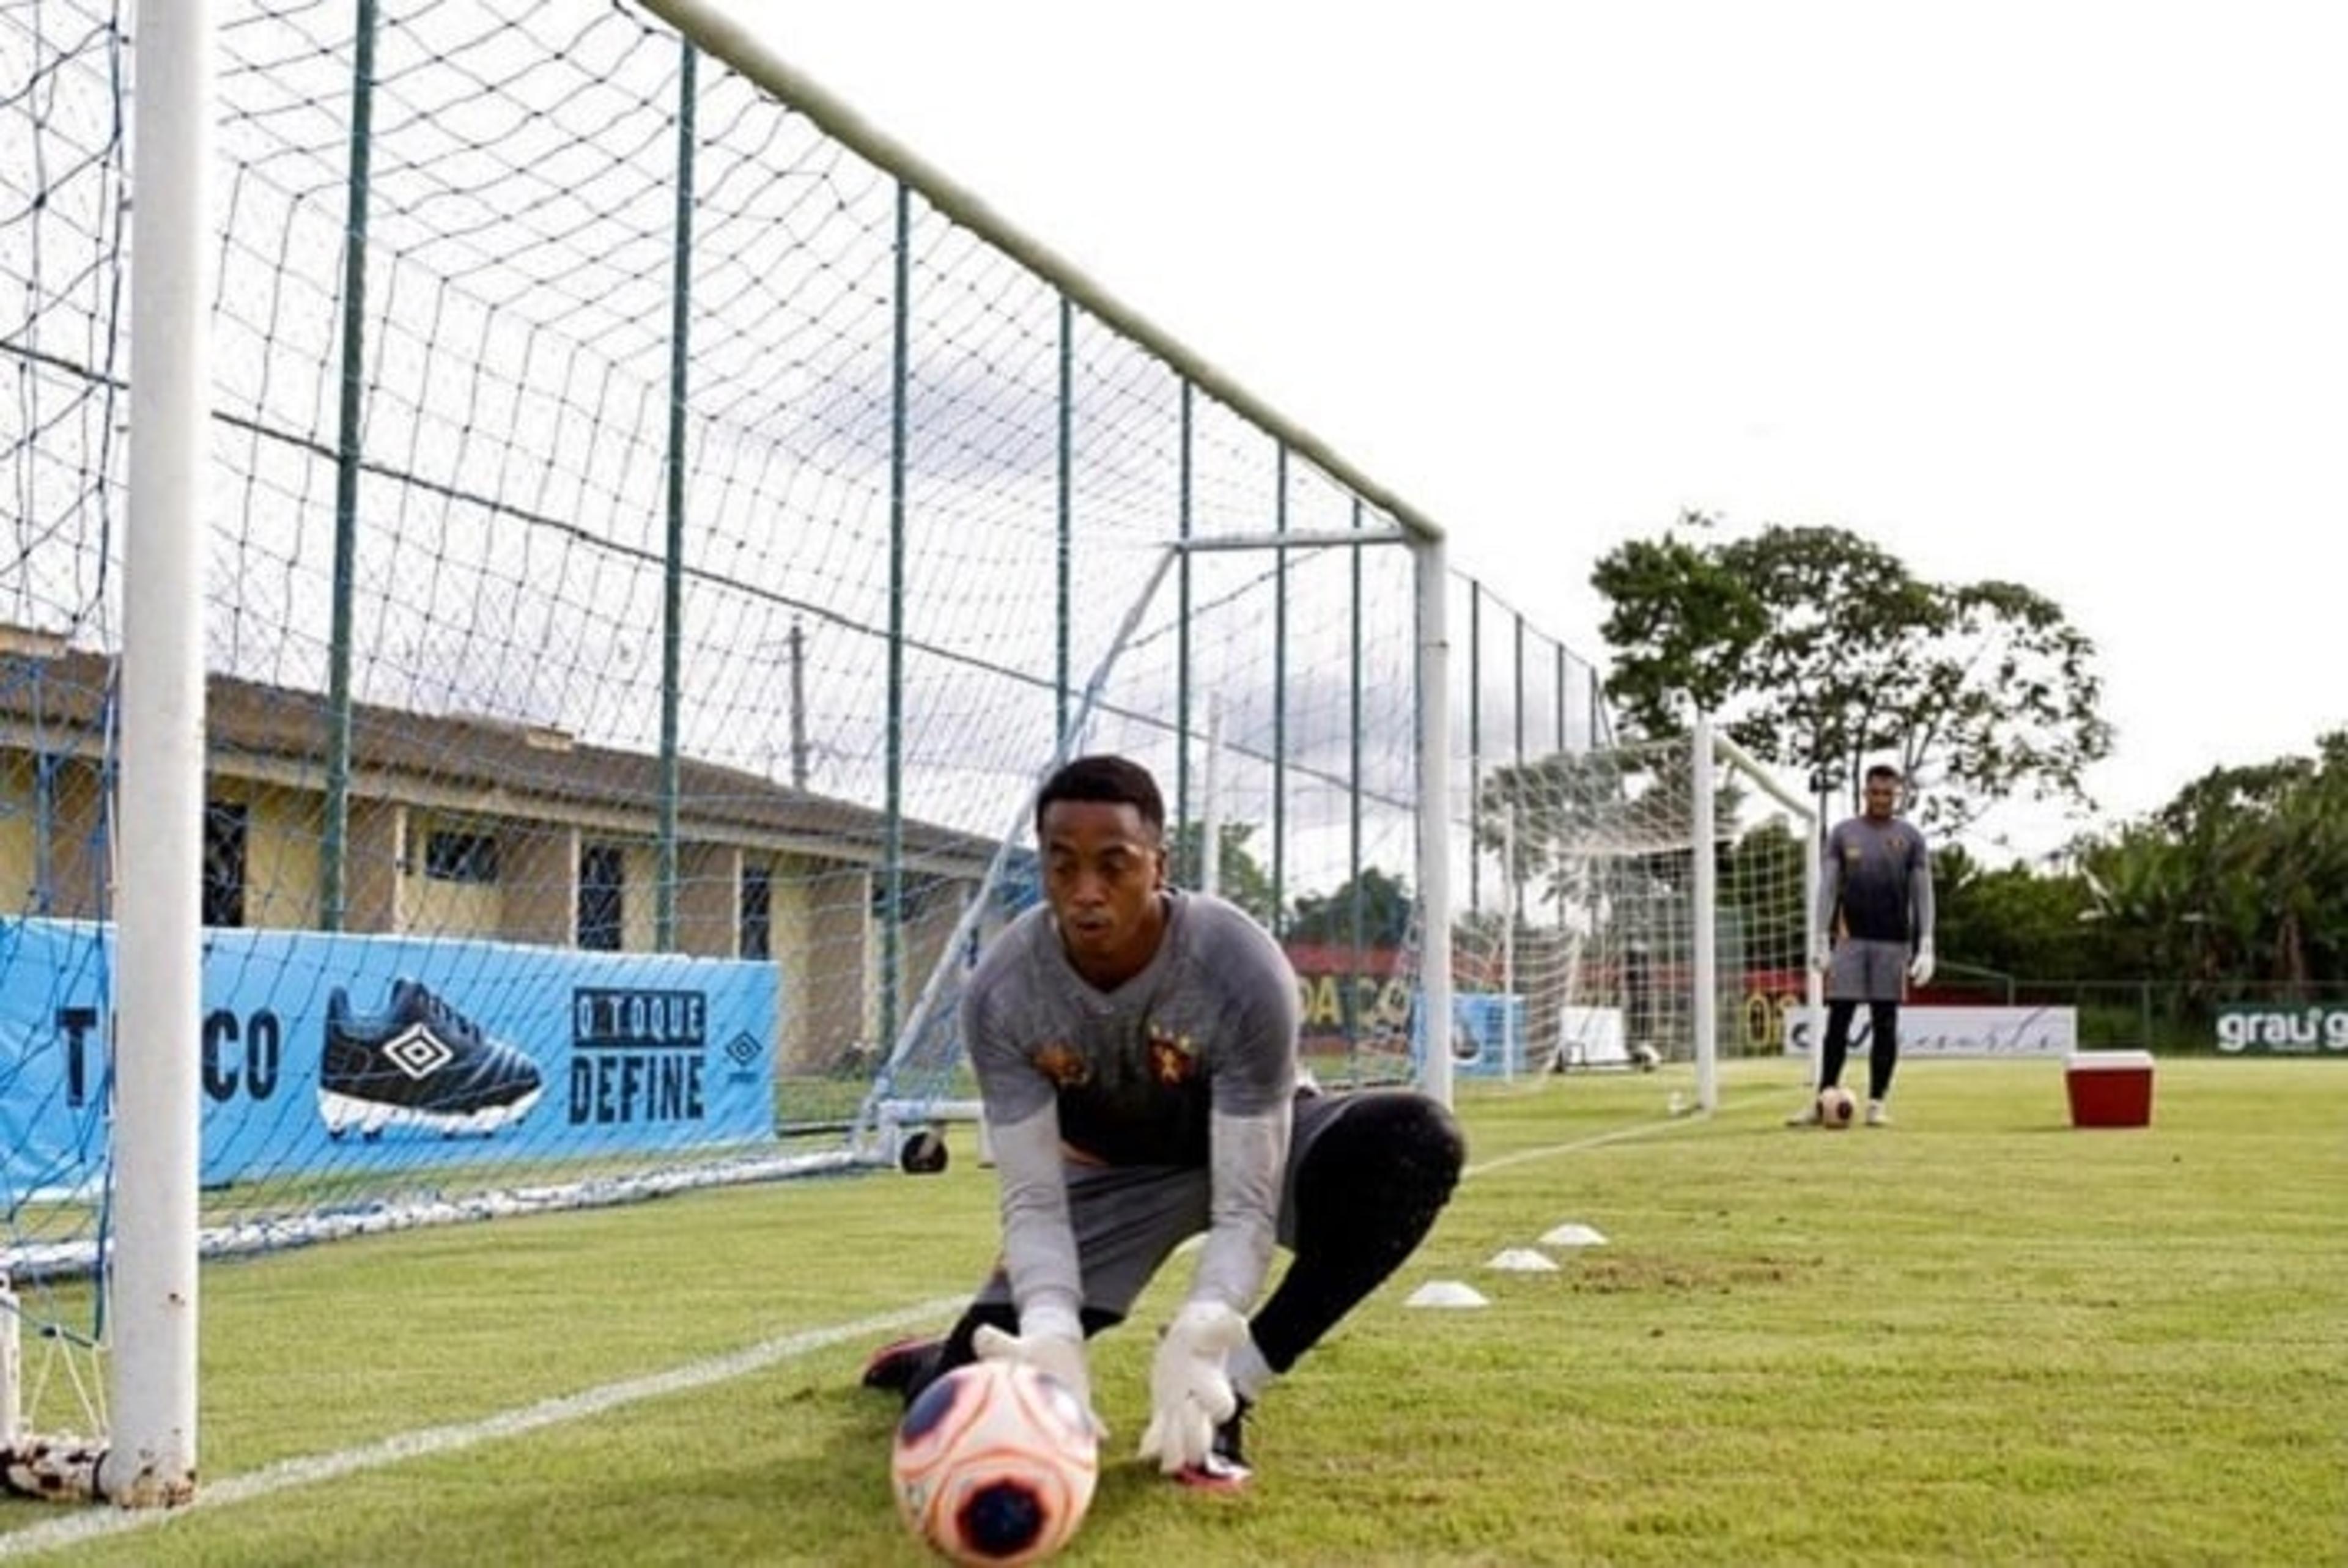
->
<box><xmin>1137</xmin><ymin>1300</ymin><xmax>1248</xmax><ymax>1475</ymax></box>
<box><xmin>1908</xmin><ymin>937</ymin><xmax>1935</xmax><ymax>987</ymax></box>
<box><xmin>972</xmin><ymin>1322</ymin><xmax>1106</xmax><ymax>1438</ymax></box>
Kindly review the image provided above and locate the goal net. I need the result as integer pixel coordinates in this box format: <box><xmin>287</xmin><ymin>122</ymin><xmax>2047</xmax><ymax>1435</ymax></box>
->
<box><xmin>1</xmin><ymin>0</ymin><xmax>1552</xmax><ymax>1500</ymax></box>
<box><xmin>853</xmin><ymin>533</ymin><xmax>1439</xmax><ymax>1166</ymax></box>
<box><xmin>1450</xmin><ymin>723</ymin><xmax>1819</xmax><ymax>1105</ymax></box>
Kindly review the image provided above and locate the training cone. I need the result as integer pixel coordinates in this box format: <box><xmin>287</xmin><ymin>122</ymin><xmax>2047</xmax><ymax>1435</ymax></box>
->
<box><xmin>1486</xmin><ymin>1248</ymin><xmax>1559</xmax><ymax>1272</ymax></box>
<box><xmin>1405</xmin><ymin>1279</ymin><xmax>1490</xmax><ymax>1309</ymax></box>
<box><xmin>1541</xmin><ymin>1222</ymin><xmax>1608</xmax><ymax>1248</ymax></box>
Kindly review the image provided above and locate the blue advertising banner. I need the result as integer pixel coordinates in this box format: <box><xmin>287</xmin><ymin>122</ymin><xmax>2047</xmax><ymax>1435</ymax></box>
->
<box><xmin>1411</xmin><ymin>992</ymin><xmax>1528</xmax><ymax>1078</ymax></box>
<box><xmin>0</xmin><ymin>919</ymin><xmax>778</xmax><ymax>1194</ymax></box>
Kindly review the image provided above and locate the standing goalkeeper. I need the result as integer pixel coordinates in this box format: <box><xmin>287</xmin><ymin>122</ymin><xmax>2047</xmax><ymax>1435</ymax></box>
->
<box><xmin>1792</xmin><ymin>762</ymin><xmax>1936</xmax><ymax>1127</ymax></box>
<box><xmin>862</xmin><ymin>754</ymin><xmax>1464</xmax><ymax>1490</ymax></box>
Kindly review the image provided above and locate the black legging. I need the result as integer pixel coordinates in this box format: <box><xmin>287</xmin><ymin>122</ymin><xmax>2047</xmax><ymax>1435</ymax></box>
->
<box><xmin>1249</xmin><ymin>1091</ymin><xmax>1464</xmax><ymax>1372</ymax></box>
<box><xmin>1822</xmin><ymin>999</ymin><xmax>1899</xmax><ymax>1102</ymax></box>
<box><xmin>923</xmin><ymin>1091</ymin><xmax>1466</xmax><ymax>1392</ymax></box>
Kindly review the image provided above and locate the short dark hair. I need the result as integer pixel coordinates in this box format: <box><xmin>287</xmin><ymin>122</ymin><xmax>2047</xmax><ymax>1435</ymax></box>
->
<box><xmin>1864</xmin><ymin>764</ymin><xmax>1903</xmax><ymax>785</ymax></box>
<box><xmin>1035</xmin><ymin>754</ymin><xmax>1165</xmax><ymax>841</ymax></box>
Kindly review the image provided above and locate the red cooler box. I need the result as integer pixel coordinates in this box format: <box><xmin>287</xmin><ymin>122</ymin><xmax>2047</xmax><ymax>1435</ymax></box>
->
<box><xmin>2064</xmin><ymin>1050</ymin><xmax>2155</xmax><ymax>1128</ymax></box>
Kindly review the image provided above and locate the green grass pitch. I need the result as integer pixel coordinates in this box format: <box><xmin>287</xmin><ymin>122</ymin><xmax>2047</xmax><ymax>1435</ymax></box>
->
<box><xmin>2</xmin><ymin>1055</ymin><xmax>2339</xmax><ymax>1565</ymax></box>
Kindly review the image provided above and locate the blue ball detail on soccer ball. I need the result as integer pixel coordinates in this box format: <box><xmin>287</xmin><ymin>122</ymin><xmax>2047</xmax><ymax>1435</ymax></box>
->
<box><xmin>892</xmin><ymin>1358</ymin><xmax>1099</xmax><ymax>1565</ymax></box>
<box><xmin>956</xmin><ymin>1477</ymin><xmax>1051</xmax><ymax>1559</ymax></box>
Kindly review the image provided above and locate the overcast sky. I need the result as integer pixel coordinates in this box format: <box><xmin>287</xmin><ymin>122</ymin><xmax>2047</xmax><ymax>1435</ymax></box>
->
<box><xmin>728</xmin><ymin>1</ymin><xmax>2347</xmax><ymax>861</ymax></box>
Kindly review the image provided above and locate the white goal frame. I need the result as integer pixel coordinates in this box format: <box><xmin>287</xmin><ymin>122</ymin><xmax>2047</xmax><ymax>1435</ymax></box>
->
<box><xmin>1692</xmin><ymin>716</ymin><xmax>1824</xmax><ymax>1113</ymax></box>
<box><xmin>1473</xmin><ymin>716</ymin><xmax>1819</xmax><ymax>1108</ymax></box>
<box><xmin>94</xmin><ymin>0</ymin><xmax>214</xmax><ymax>1509</ymax></box>
<box><xmin>0</xmin><ymin>0</ymin><xmax>221</xmax><ymax>1508</ymax></box>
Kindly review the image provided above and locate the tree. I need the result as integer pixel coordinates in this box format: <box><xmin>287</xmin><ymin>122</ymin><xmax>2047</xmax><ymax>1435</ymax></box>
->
<box><xmin>1592</xmin><ymin>515</ymin><xmax>2113</xmax><ymax>838</ymax></box>
<box><xmin>1467</xmin><ymin>746</ymin><xmax>1795</xmax><ymax>982</ymax></box>
<box><xmin>1928</xmin><ymin>842</ymin><xmax>2100</xmax><ymax>985</ymax></box>
<box><xmin>1470</xmin><ymin>748</ymin><xmax>1699</xmax><ymax>953</ymax></box>
<box><xmin>2080</xmin><ymin>731</ymin><xmax>2348</xmax><ymax>992</ymax></box>
<box><xmin>1165</xmin><ymin>819</ymin><xmax>1277</xmax><ymax>929</ymax></box>
<box><xmin>1288</xmin><ymin>867</ymin><xmax>1415</xmax><ymax>948</ymax></box>
<box><xmin>1474</xmin><ymin>749</ymin><xmax>1648</xmax><ymax>911</ymax></box>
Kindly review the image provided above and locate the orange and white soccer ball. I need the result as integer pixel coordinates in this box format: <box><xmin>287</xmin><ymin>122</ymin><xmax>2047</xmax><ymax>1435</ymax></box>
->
<box><xmin>891</xmin><ymin>1359</ymin><xmax>1099</xmax><ymax>1566</ymax></box>
<box><xmin>1817</xmin><ymin>1084</ymin><xmax>1857</xmax><ymax>1130</ymax></box>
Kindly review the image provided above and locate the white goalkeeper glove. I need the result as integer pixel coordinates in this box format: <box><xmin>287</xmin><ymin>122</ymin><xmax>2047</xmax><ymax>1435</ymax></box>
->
<box><xmin>972</xmin><ymin>1322</ymin><xmax>1106</xmax><ymax>1438</ymax></box>
<box><xmin>1137</xmin><ymin>1300</ymin><xmax>1248</xmax><ymax>1475</ymax></box>
<box><xmin>1908</xmin><ymin>937</ymin><xmax>1935</xmax><ymax>987</ymax></box>
<box><xmin>1811</xmin><ymin>935</ymin><xmax>1834</xmax><ymax>974</ymax></box>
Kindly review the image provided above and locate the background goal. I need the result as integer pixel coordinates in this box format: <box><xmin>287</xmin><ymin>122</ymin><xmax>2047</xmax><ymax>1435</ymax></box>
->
<box><xmin>1449</xmin><ymin>720</ymin><xmax>1820</xmax><ymax>1108</ymax></box>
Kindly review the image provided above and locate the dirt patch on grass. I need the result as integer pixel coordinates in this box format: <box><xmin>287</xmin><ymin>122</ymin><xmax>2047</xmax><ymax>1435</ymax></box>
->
<box><xmin>1567</xmin><ymin>1252</ymin><xmax>1824</xmax><ymax>1294</ymax></box>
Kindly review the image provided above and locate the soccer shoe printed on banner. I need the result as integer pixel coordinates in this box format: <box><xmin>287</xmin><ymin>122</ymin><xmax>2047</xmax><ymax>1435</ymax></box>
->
<box><xmin>319</xmin><ymin>978</ymin><xmax>545</xmax><ymax>1138</ymax></box>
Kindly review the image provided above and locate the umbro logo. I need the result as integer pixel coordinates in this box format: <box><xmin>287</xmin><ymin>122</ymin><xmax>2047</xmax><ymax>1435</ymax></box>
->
<box><xmin>382</xmin><ymin>1023</ymin><xmax>457</xmax><ymax>1080</ymax></box>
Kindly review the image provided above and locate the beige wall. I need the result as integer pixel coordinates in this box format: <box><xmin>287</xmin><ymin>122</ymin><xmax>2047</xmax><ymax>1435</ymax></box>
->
<box><xmin>0</xmin><ymin>754</ymin><xmax>124</xmax><ymax>918</ymax></box>
<box><xmin>342</xmin><ymin>795</ymin><xmax>404</xmax><ymax>933</ymax></box>
<box><xmin>901</xmin><ymin>883</ymin><xmax>970</xmax><ymax>1021</ymax></box>
<box><xmin>799</xmin><ymin>863</ymin><xmax>874</xmax><ymax>1074</ymax></box>
<box><xmin>768</xmin><ymin>853</ymin><xmax>817</xmax><ymax>1067</ymax></box>
<box><xmin>211</xmin><ymin>781</ymin><xmax>324</xmax><ymax>930</ymax></box>
<box><xmin>498</xmin><ymin>822</ymin><xmax>577</xmax><ymax>946</ymax></box>
<box><xmin>45</xmin><ymin>757</ymin><xmax>106</xmax><ymax>921</ymax></box>
<box><xmin>0</xmin><ymin>735</ymin><xmax>997</xmax><ymax>1096</ymax></box>
<box><xmin>0</xmin><ymin>753</ymin><xmax>32</xmax><ymax>913</ymax></box>
<box><xmin>676</xmin><ymin>841</ymin><xmax>742</xmax><ymax>959</ymax></box>
<box><xmin>616</xmin><ymin>842</ymin><xmax>657</xmax><ymax>952</ymax></box>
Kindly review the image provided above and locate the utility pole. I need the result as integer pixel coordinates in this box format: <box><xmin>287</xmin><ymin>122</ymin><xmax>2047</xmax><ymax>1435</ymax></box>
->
<box><xmin>788</xmin><ymin>618</ymin><xmax>808</xmax><ymax>790</ymax></box>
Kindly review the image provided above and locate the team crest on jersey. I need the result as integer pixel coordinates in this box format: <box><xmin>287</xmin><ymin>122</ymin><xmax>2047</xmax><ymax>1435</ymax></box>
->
<box><xmin>1146</xmin><ymin>1023</ymin><xmax>1198</xmax><ymax>1087</ymax></box>
<box><xmin>1033</xmin><ymin>1041</ymin><xmax>1090</xmax><ymax>1088</ymax></box>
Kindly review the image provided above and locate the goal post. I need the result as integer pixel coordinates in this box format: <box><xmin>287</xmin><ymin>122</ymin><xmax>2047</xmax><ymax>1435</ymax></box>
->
<box><xmin>104</xmin><ymin>0</ymin><xmax>215</xmax><ymax>1509</ymax></box>
<box><xmin>1696</xmin><ymin>716</ymin><xmax>1825</xmax><ymax>1113</ymax></box>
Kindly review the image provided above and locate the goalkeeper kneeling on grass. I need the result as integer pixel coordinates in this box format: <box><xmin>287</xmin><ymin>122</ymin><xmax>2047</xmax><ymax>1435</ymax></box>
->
<box><xmin>862</xmin><ymin>754</ymin><xmax>1466</xmax><ymax>1490</ymax></box>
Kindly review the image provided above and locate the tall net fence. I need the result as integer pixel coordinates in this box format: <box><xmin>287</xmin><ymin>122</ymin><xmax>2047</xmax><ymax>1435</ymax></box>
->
<box><xmin>0</xmin><ymin>0</ymin><xmax>1621</xmax><ymax>1452</ymax></box>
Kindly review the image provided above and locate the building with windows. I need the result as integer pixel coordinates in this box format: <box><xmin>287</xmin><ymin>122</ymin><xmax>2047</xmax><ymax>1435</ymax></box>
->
<box><xmin>0</xmin><ymin>632</ymin><xmax>1002</xmax><ymax>1073</ymax></box>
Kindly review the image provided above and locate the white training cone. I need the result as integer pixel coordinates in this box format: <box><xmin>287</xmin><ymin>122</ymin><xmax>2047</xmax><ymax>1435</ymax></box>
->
<box><xmin>1486</xmin><ymin>1248</ymin><xmax>1559</xmax><ymax>1272</ymax></box>
<box><xmin>1405</xmin><ymin>1279</ymin><xmax>1490</xmax><ymax>1309</ymax></box>
<box><xmin>1541</xmin><ymin>1222</ymin><xmax>1608</xmax><ymax>1248</ymax></box>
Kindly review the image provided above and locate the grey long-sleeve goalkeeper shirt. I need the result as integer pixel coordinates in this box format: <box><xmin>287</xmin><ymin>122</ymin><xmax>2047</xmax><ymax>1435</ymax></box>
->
<box><xmin>961</xmin><ymin>889</ymin><xmax>1299</xmax><ymax>1331</ymax></box>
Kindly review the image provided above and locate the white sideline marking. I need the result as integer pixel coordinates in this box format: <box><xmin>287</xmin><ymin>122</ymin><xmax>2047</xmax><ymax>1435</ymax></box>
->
<box><xmin>0</xmin><ymin>1295</ymin><xmax>965</xmax><ymax>1559</ymax></box>
<box><xmin>1466</xmin><ymin>1110</ymin><xmax>1708</xmax><ymax>1177</ymax></box>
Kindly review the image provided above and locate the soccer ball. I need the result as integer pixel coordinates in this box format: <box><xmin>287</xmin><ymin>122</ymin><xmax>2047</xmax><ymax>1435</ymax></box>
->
<box><xmin>891</xmin><ymin>1359</ymin><xmax>1099</xmax><ymax>1566</ymax></box>
<box><xmin>1817</xmin><ymin>1085</ymin><xmax>1857</xmax><ymax>1130</ymax></box>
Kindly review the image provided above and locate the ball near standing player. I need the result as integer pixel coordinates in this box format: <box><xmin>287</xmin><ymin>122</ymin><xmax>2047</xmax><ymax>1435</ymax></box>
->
<box><xmin>1792</xmin><ymin>763</ymin><xmax>1936</xmax><ymax>1128</ymax></box>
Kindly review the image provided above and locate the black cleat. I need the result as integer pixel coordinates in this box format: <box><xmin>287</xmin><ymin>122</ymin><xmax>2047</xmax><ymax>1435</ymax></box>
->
<box><xmin>860</xmin><ymin>1336</ymin><xmax>943</xmax><ymax>1397</ymax></box>
<box><xmin>1175</xmin><ymin>1395</ymin><xmax>1253</xmax><ymax>1492</ymax></box>
<box><xmin>319</xmin><ymin>978</ymin><xmax>543</xmax><ymax>1138</ymax></box>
